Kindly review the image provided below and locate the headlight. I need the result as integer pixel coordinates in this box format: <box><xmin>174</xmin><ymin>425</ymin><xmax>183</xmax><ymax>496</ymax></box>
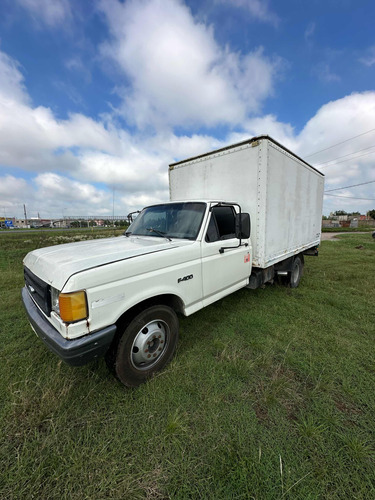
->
<box><xmin>51</xmin><ymin>287</ymin><xmax>60</xmax><ymax>315</ymax></box>
<box><xmin>51</xmin><ymin>288</ymin><xmax>88</xmax><ymax>323</ymax></box>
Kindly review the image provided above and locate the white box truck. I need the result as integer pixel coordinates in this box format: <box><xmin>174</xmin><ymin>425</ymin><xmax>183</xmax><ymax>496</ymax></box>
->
<box><xmin>22</xmin><ymin>136</ymin><xmax>324</xmax><ymax>387</ymax></box>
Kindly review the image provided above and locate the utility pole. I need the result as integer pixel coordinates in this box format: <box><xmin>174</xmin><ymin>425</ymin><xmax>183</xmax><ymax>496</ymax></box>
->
<box><xmin>112</xmin><ymin>187</ymin><xmax>115</xmax><ymax>227</ymax></box>
<box><xmin>24</xmin><ymin>204</ymin><xmax>28</xmax><ymax>227</ymax></box>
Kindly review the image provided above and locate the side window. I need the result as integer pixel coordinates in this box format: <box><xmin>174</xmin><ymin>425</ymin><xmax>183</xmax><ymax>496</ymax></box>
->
<box><xmin>205</xmin><ymin>214</ymin><xmax>219</xmax><ymax>242</ymax></box>
<box><xmin>205</xmin><ymin>206</ymin><xmax>236</xmax><ymax>242</ymax></box>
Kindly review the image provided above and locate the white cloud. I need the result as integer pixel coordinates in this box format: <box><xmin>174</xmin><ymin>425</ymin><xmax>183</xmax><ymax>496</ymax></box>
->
<box><xmin>1</xmin><ymin>17</ymin><xmax>375</xmax><ymax>220</ymax></box>
<box><xmin>0</xmin><ymin>175</ymin><xmax>29</xmax><ymax>211</ymax></box>
<box><xmin>53</xmin><ymin>80</ymin><xmax>84</xmax><ymax>106</ymax></box>
<box><xmin>0</xmin><ymin>48</ymin><xmax>169</xmax><ymax>216</ymax></box>
<box><xmin>15</xmin><ymin>0</ymin><xmax>72</xmax><ymax>27</ymax></box>
<box><xmin>359</xmin><ymin>46</ymin><xmax>375</xmax><ymax>67</ymax></box>
<box><xmin>0</xmin><ymin>48</ymin><xmax>187</xmax><ymax>216</ymax></box>
<box><xmin>65</xmin><ymin>56</ymin><xmax>92</xmax><ymax>84</ymax></box>
<box><xmin>215</xmin><ymin>0</ymin><xmax>279</xmax><ymax>26</ymax></box>
<box><xmin>313</xmin><ymin>62</ymin><xmax>340</xmax><ymax>83</ymax></box>
<box><xmin>0</xmin><ymin>51</ymin><xmax>29</xmax><ymax>105</ymax></box>
<box><xmin>0</xmin><ymin>102</ymin><xmax>121</xmax><ymax>171</ymax></box>
<box><xmin>295</xmin><ymin>93</ymin><xmax>375</xmax><ymax>213</ymax></box>
<box><xmin>227</xmin><ymin>114</ymin><xmax>297</xmax><ymax>150</ymax></box>
<box><xmin>99</xmin><ymin>0</ymin><xmax>281</xmax><ymax>129</ymax></box>
<box><xmin>304</xmin><ymin>22</ymin><xmax>315</xmax><ymax>44</ymax></box>
<box><xmin>78</xmin><ymin>151</ymin><xmax>168</xmax><ymax>193</ymax></box>
<box><xmin>297</xmin><ymin>92</ymin><xmax>375</xmax><ymax>164</ymax></box>
<box><xmin>2</xmin><ymin>45</ymin><xmax>375</xmax><ymax>217</ymax></box>
<box><xmin>119</xmin><ymin>191</ymin><xmax>169</xmax><ymax>212</ymax></box>
<box><xmin>0</xmin><ymin>173</ymin><xmax>111</xmax><ymax>218</ymax></box>
<box><xmin>151</xmin><ymin>132</ymin><xmax>222</xmax><ymax>161</ymax></box>
<box><xmin>35</xmin><ymin>172</ymin><xmax>108</xmax><ymax>205</ymax></box>
<box><xmin>0</xmin><ymin>50</ymin><xmax>124</xmax><ymax>170</ymax></box>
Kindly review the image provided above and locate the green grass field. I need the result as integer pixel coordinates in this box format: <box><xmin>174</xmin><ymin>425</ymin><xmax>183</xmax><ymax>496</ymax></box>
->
<box><xmin>1</xmin><ymin>230</ymin><xmax>374</xmax><ymax>499</ymax></box>
<box><xmin>322</xmin><ymin>227</ymin><xmax>375</xmax><ymax>233</ymax></box>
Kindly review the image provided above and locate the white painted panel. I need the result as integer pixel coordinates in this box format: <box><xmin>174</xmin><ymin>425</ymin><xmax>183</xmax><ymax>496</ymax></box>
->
<box><xmin>170</xmin><ymin>137</ymin><xmax>324</xmax><ymax>269</ymax></box>
<box><xmin>263</xmin><ymin>142</ymin><xmax>324</xmax><ymax>267</ymax></box>
<box><xmin>169</xmin><ymin>144</ymin><xmax>261</xmax><ymax>259</ymax></box>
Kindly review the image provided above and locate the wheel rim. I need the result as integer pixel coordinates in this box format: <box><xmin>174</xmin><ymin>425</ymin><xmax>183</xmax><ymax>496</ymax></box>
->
<box><xmin>130</xmin><ymin>319</ymin><xmax>169</xmax><ymax>371</ymax></box>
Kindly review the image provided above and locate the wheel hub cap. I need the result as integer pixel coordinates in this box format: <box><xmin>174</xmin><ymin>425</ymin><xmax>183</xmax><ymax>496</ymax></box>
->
<box><xmin>131</xmin><ymin>320</ymin><xmax>168</xmax><ymax>370</ymax></box>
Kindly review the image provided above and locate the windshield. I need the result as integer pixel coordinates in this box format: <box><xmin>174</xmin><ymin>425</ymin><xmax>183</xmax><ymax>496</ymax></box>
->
<box><xmin>126</xmin><ymin>202</ymin><xmax>206</xmax><ymax>240</ymax></box>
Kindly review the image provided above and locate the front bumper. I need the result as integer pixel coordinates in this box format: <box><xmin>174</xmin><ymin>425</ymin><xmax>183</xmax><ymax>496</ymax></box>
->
<box><xmin>22</xmin><ymin>287</ymin><xmax>117</xmax><ymax>366</ymax></box>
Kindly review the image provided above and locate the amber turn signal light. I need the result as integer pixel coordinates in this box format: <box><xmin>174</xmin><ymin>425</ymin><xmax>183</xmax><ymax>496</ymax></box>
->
<box><xmin>59</xmin><ymin>291</ymin><xmax>88</xmax><ymax>323</ymax></box>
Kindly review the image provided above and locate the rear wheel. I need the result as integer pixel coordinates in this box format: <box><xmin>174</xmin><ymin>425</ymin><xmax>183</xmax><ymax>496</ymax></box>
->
<box><xmin>114</xmin><ymin>305</ymin><xmax>179</xmax><ymax>387</ymax></box>
<box><xmin>289</xmin><ymin>256</ymin><xmax>303</xmax><ymax>288</ymax></box>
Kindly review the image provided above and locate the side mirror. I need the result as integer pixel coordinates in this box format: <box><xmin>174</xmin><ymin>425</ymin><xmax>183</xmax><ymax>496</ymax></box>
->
<box><xmin>235</xmin><ymin>212</ymin><xmax>251</xmax><ymax>239</ymax></box>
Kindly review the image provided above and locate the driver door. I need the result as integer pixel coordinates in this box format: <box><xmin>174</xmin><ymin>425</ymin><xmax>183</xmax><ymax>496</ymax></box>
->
<box><xmin>201</xmin><ymin>205</ymin><xmax>251</xmax><ymax>306</ymax></box>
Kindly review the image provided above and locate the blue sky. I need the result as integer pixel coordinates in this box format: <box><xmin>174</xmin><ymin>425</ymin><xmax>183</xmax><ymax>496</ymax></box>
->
<box><xmin>1</xmin><ymin>0</ymin><xmax>375</xmax><ymax>219</ymax></box>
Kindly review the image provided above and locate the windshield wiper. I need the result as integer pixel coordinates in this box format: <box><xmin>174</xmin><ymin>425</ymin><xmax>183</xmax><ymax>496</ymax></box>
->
<box><xmin>124</xmin><ymin>231</ymin><xmax>132</xmax><ymax>237</ymax></box>
<box><xmin>146</xmin><ymin>227</ymin><xmax>172</xmax><ymax>241</ymax></box>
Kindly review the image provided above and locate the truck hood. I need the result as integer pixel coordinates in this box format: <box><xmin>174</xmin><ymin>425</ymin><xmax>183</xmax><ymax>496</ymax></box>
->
<box><xmin>23</xmin><ymin>235</ymin><xmax>189</xmax><ymax>290</ymax></box>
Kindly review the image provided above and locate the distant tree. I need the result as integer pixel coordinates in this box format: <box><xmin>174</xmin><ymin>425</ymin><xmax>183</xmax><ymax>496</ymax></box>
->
<box><xmin>322</xmin><ymin>215</ymin><xmax>329</xmax><ymax>220</ymax></box>
<box><xmin>367</xmin><ymin>209</ymin><xmax>375</xmax><ymax>220</ymax></box>
<box><xmin>334</xmin><ymin>210</ymin><xmax>348</xmax><ymax>216</ymax></box>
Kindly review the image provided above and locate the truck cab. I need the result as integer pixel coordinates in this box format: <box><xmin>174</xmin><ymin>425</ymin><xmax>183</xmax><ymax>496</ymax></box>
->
<box><xmin>22</xmin><ymin>200</ymin><xmax>251</xmax><ymax>387</ymax></box>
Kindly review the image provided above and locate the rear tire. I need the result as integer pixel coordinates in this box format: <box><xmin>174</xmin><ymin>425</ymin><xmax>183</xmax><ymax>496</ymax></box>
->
<box><xmin>114</xmin><ymin>305</ymin><xmax>179</xmax><ymax>388</ymax></box>
<box><xmin>289</xmin><ymin>256</ymin><xmax>303</xmax><ymax>288</ymax></box>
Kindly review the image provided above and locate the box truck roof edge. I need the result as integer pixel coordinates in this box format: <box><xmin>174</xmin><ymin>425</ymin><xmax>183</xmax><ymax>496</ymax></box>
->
<box><xmin>169</xmin><ymin>134</ymin><xmax>325</xmax><ymax>178</ymax></box>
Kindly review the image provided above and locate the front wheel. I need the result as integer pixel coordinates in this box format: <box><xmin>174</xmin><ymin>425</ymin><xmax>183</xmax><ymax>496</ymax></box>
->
<box><xmin>114</xmin><ymin>305</ymin><xmax>179</xmax><ymax>387</ymax></box>
<box><xmin>289</xmin><ymin>256</ymin><xmax>304</xmax><ymax>288</ymax></box>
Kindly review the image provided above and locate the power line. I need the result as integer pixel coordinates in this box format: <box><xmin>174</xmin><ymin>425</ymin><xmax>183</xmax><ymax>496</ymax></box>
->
<box><xmin>324</xmin><ymin>193</ymin><xmax>375</xmax><ymax>200</ymax></box>
<box><xmin>304</xmin><ymin>127</ymin><xmax>375</xmax><ymax>158</ymax></box>
<box><xmin>325</xmin><ymin>179</ymin><xmax>375</xmax><ymax>192</ymax></box>
<box><xmin>314</xmin><ymin>144</ymin><xmax>375</xmax><ymax>166</ymax></box>
<box><xmin>318</xmin><ymin>149</ymin><xmax>375</xmax><ymax>168</ymax></box>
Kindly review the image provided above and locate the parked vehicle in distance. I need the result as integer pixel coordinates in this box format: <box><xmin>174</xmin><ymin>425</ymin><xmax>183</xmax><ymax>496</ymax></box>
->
<box><xmin>22</xmin><ymin>136</ymin><xmax>324</xmax><ymax>387</ymax></box>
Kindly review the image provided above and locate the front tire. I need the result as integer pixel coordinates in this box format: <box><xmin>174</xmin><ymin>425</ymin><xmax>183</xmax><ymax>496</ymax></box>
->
<box><xmin>114</xmin><ymin>305</ymin><xmax>179</xmax><ymax>387</ymax></box>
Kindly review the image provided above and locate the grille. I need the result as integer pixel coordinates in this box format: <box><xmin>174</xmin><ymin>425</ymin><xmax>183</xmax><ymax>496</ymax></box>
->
<box><xmin>24</xmin><ymin>267</ymin><xmax>51</xmax><ymax>316</ymax></box>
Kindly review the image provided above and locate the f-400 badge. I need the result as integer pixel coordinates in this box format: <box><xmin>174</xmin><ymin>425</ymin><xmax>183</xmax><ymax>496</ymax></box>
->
<box><xmin>178</xmin><ymin>274</ymin><xmax>193</xmax><ymax>283</ymax></box>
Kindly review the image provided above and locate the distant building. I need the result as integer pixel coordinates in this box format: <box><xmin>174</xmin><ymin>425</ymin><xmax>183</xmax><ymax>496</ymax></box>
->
<box><xmin>323</xmin><ymin>214</ymin><xmax>374</xmax><ymax>228</ymax></box>
<box><xmin>0</xmin><ymin>217</ymin><xmax>16</xmax><ymax>228</ymax></box>
<box><xmin>322</xmin><ymin>219</ymin><xmax>340</xmax><ymax>228</ymax></box>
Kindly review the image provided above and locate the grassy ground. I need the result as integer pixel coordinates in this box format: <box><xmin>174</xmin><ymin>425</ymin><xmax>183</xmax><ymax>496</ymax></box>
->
<box><xmin>322</xmin><ymin>226</ymin><xmax>375</xmax><ymax>232</ymax></box>
<box><xmin>1</xmin><ymin>230</ymin><xmax>374</xmax><ymax>499</ymax></box>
